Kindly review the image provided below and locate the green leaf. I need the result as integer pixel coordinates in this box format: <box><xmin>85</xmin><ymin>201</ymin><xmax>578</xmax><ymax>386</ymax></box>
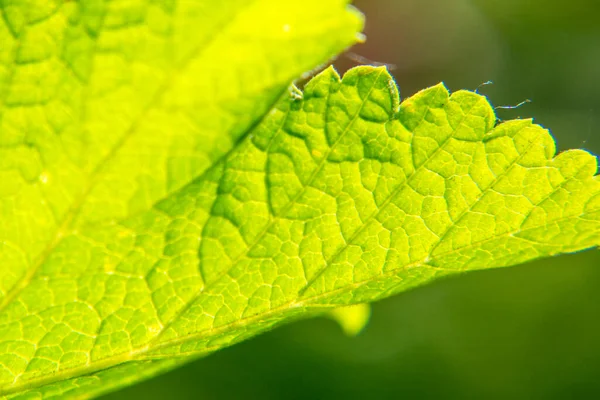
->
<box><xmin>0</xmin><ymin>0</ymin><xmax>363</xmax><ymax>396</ymax></box>
<box><xmin>1</xmin><ymin>2</ymin><xmax>599</xmax><ymax>399</ymax></box>
<box><xmin>0</xmin><ymin>0</ymin><xmax>363</xmax><ymax>307</ymax></box>
<box><xmin>327</xmin><ymin>303</ymin><xmax>371</xmax><ymax>336</ymax></box>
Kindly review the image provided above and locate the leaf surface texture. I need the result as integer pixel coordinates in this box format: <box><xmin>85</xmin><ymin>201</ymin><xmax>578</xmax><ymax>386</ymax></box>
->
<box><xmin>1</xmin><ymin>1</ymin><xmax>599</xmax><ymax>398</ymax></box>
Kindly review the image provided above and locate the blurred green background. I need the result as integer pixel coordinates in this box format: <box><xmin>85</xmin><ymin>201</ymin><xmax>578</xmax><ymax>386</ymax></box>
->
<box><xmin>105</xmin><ymin>0</ymin><xmax>600</xmax><ymax>398</ymax></box>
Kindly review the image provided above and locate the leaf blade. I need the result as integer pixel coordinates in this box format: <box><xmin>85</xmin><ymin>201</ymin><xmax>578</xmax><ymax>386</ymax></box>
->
<box><xmin>0</xmin><ymin>0</ymin><xmax>363</xmax><ymax>307</ymax></box>
<box><xmin>1</xmin><ymin>10</ymin><xmax>599</xmax><ymax>399</ymax></box>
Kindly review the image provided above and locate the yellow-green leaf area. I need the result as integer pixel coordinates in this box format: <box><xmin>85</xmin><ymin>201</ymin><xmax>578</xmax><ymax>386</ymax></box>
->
<box><xmin>0</xmin><ymin>0</ymin><xmax>362</xmax><ymax>306</ymax></box>
<box><xmin>1</xmin><ymin>2</ymin><xmax>599</xmax><ymax>399</ymax></box>
<box><xmin>0</xmin><ymin>0</ymin><xmax>364</xmax><ymax>397</ymax></box>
